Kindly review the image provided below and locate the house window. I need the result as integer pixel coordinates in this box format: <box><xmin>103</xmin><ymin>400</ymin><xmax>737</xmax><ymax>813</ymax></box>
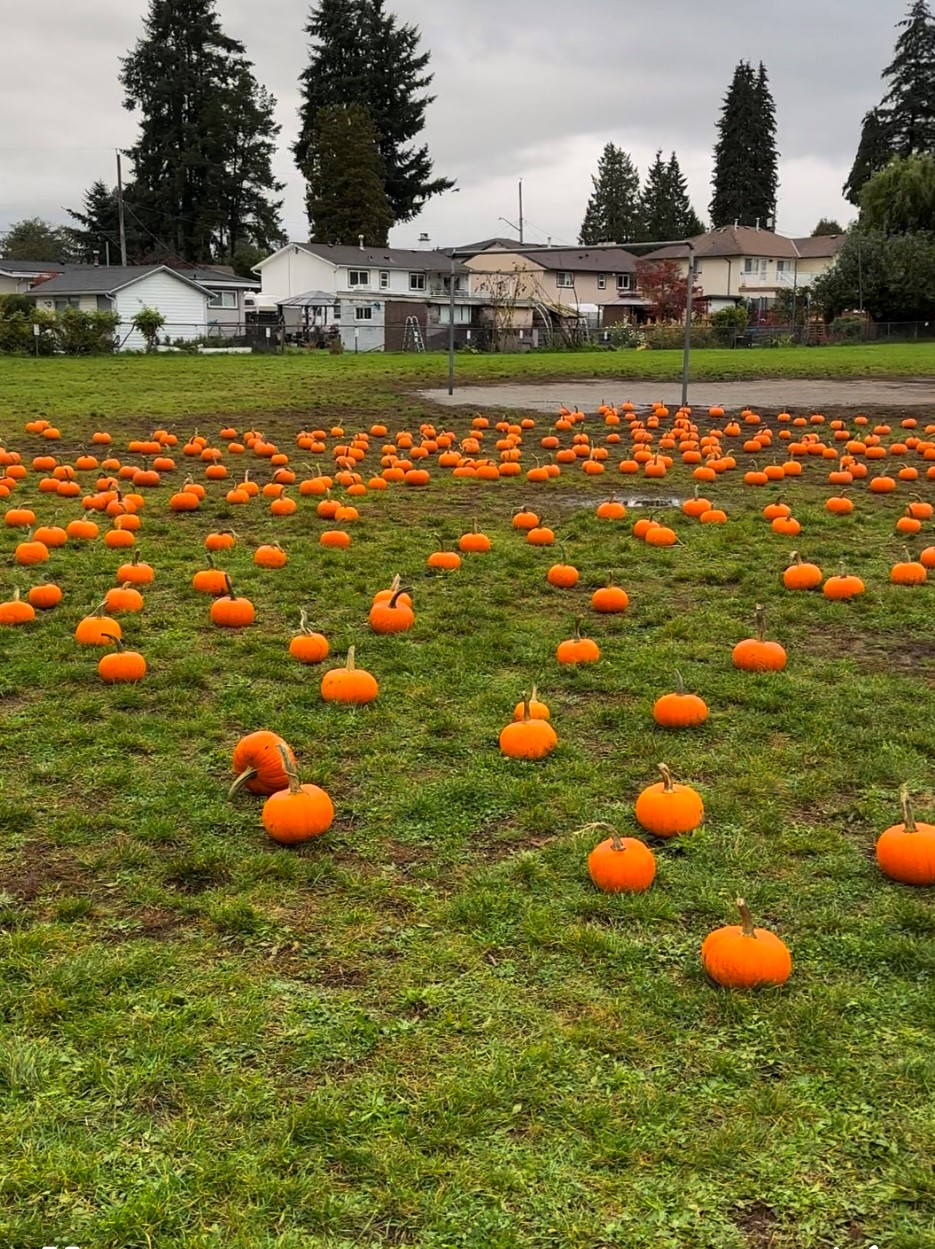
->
<box><xmin>442</xmin><ymin>275</ymin><xmax>466</xmax><ymax>292</ymax></box>
<box><xmin>333</xmin><ymin>304</ymin><xmax>341</xmax><ymax>320</ymax></box>
<box><xmin>354</xmin><ymin>305</ymin><xmax>373</xmax><ymax>321</ymax></box>
<box><xmin>409</xmin><ymin>272</ymin><xmax>426</xmax><ymax>291</ymax></box>
<box><xmin>54</xmin><ymin>297</ymin><xmax>81</xmax><ymax>311</ymax></box>
<box><xmin>379</xmin><ymin>271</ymin><xmax>389</xmax><ymax>289</ymax></box>
<box><xmin>616</xmin><ymin>273</ymin><xmax>631</xmax><ymax>291</ymax></box>
<box><xmin>348</xmin><ymin>270</ymin><xmax>370</xmax><ymax>287</ymax></box>
<box><xmin>556</xmin><ymin>271</ymin><xmax>574</xmax><ymax>287</ymax></box>
<box><xmin>207</xmin><ymin>290</ymin><xmax>238</xmax><ymax>308</ymax></box>
<box><xmin>744</xmin><ymin>258</ymin><xmax>768</xmax><ymax>279</ymax></box>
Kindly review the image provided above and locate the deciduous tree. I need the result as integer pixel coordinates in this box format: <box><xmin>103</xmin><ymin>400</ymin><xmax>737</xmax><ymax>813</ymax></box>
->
<box><xmin>859</xmin><ymin>152</ymin><xmax>935</xmax><ymax>235</ymax></box>
<box><xmin>635</xmin><ymin>258</ymin><xmax>704</xmax><ymax>321</ymax></box>
<box><xmin>811</xmin><ymin>228</ymin><xmax>935</xmax><ymax>320</ymax></box>
<box><xmin>0</xmin><ymin>218</ymin><xmax>78</xmax><ymax>263</ymax></box>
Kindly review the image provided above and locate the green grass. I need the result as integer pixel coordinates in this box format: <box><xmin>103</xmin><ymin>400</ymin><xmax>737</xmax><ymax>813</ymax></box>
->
<box><xmin>1</xmin><ymin>383</ymin><xmax>935</xmax><ymax>1248</ymax></box>
<box><xmin>0</xmin><ymin>340</ymin><xmax>934</xmax><ymax>425</ymax></box>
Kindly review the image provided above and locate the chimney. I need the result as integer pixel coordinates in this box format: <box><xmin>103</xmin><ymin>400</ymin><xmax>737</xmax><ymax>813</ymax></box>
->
<box><xmin>418</xmin><ymin>232</ymin><xmax>430</xmax><ymax>249</ymax></box>
<box><xmin>358</xmin><ymin>235</ymin><xmax>364</xmax><ymax>250</ymax></box>
<box><xmin>755</xmin><ymin>219</ymin><xmax>760</xmax><ymax>230</ymax></box>
<box><xmin>92</xmin><ymin>250</ymin><xmax>100</xmax><ymax>267</ymax></box>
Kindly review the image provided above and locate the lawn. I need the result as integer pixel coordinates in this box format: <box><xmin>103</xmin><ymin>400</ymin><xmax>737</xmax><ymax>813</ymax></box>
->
<box><xmin>1</xmin><ymin>366</ymin><xmax>934</xmax><ymax>1249</ymax></box>
<box><xmin>0</xmin><ymin>340</ymin><xmax>934</xmax><ymax>424</ymax></box>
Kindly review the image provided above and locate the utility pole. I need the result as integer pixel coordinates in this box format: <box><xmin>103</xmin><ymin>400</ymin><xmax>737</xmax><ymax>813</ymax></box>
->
<box><xmin>518</xmin><ymin>179</ymin><xmax>524</xmax><ymax>245</ymax></box>
<box><xmin>116</xmin><ymin>151</ymin><xmax>128</xmax><ymax>267</ymax></box>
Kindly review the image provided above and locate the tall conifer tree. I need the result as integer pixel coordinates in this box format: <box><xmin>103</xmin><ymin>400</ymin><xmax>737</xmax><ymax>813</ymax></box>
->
<box><xmin>845</xmin><ymin>2</ymin><xmax>935</xmax><ymax>204</ymax></box>
<box><xmin>294</xmin><ymin>0</ymin><xmax>452</xmax><ymax>228</ymax></box>
<box><xmin>120</xmin><ymin>0</ymin><xmax>283</xmax><ymax>262</ymax></box>
<box><xmin>709</xmin><ymin>60</ymin><xmax>778</xmax><ymax>228</ymax></box>
<box><xmin>579</xmin><ymin>144</ymin><xmax>642</xmax><ymax>244</ymax></box>
<box><xmin>306</xmin><ymin>105</ymin><xmax>394</xmax><ymax>245</ymax></box>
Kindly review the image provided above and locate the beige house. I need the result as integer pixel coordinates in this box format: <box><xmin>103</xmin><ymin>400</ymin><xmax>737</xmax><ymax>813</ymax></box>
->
<box><xmin>647</xmin><ymin>226</ymin><xmax>845</xmax><ymax>316</ymax></box>
<box><xmin>463</xmin><ymin>243</ymin><xmax>645</xmax><ymax>333</ymax></box>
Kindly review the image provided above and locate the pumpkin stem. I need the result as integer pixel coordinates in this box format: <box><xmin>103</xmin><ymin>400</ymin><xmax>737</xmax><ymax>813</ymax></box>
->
<box><xmin>657</xmin><ymin>763</ymin><xmax>675</xmax><ymax>793</ymax></box>
<box><xmin>899</xmin><ymin>783</ymin><xmax>917</xmax><ymax>833</ymax></box>
<box><xmin>736</xmin><ymin>897</ymin><xmax>756</xmax><ymax>938</ymax></box>
<box><xmin>754</xmin><ymin>603</ymin><xmax>766</xmax><ymax>644</ymax></box>
<box><xmin>91</xmin><ymin>599</ymin><xmax>110</xmax><ymax>618</ymax></box>
<box><xmin>519</xmin><ymin>691</ymin><xmax>530</xmax><ymax>723</ymax></box>
<box><xmin>388</xmin><ymin>573</ymin><xmax>401</xmax><ymax>594</ymax></box>
<box><xmin>389</xmin><ymin>587</ymin><xmax>412</xmax><ymax>609</ymax></box>
<box><xmin>223</xmin><ymin>574</ymin><xmax>235</xmax><ymax>600</ymax></box>
<box><xmin>573</xmin><ymin>616</ymin><xmax>584</xmax><ymax>641</ymax></box>
<box><xmin>205</xmin><ymin>551</ymin><xmax>215</xmax><ymax>568</ymax></box>
<box><xmin>228</xmin><ymin>767</ymin><xmax>257</xmax><ymax>800</ymax></box>
<box><xmin>674</xmin><ymin>669</ymin><xmax>685</xmax><ymax>695</ymax></box>
<box><xmin>277</xmin><ymin>743</ymin><xmax>302</xmax><ymax>795</ymax></box>
<box><xmin>102</xmin><ymin>632</ymin><xmax>125</xmax><ymax>652</ymax></box>
<box><xmin>299</xmin><ymin>606</ymin><xmax>311</xmax><ymax>634</ymax></box>
<box><xmin>789</xmin><ymin>550</ymin><xmax>802</xmax><ymax>567</ymax></box>
<box><xmin>346</xmin><ymin>645</ymin><xmax>356</xmax><ymax>672</ymax></box>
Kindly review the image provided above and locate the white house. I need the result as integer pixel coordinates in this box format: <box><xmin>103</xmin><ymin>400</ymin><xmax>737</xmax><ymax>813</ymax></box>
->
<box><xmin>0</xmin><ymin>259</ymin><xmax>72</xmax><ymax>296</ymax></box>
<box><xmin>27</xmin><ymin>265</ymin><xmax>210</xmax><ymax>350</ymax></box>
<box><xmin>253</xmin><ymin>242</ymin><xmax>482</xmax><ymax>351</ymax></box>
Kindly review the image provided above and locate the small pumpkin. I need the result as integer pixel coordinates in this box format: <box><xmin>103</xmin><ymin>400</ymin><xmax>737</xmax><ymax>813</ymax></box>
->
<box><xmin>369</xmin><ymin>586</ymin><xmax>415</xmax><ymax>634</ymax></box>
<box><xmin>320</xmin><ymin>646</ymin><xmax>379</xmax><ymax>704</ymax></box>
<box><xmin>513</xmin><ymin>684</ymin><xmax>550</xmax><ymax>721</ymax></box>
<box><xmin>499</xmin><ymin>693</ymin><xmax>558</xmax><ymax>760</ymax></box>
<box><xmin>634</xmin><ymin>763</ymin><xmax>703</xmax><ymax>837</ymax></box>
<box><xmin>890</xmin><ymin>550</ymin><xmax>927</xmax><ymax>585</ymax></box>
<box><xmin>105</xmin><ymin>582</ymin><xmax>144</xmax><ymax>613</ymax></box>
<box><xmin>254</xmin><ymin>542</ymin><xmax>287</xmax><ymax>569</ymax></box>
<box><xmin>27</xmin><ymin>581</ymin><xmax>63</xmax><ymax>610</ymax></box>
<box><xmin>732</xmin><ymin>604</ymin><xmax>787</xmax><ymax>672</ymax></box>
<box><xmin>701</xmin><ymin>898</ymin><xmax>792</xmax><ymax>988</ymax></box>
<box><xmin>822</xmin><ymin>567</ymin><xmax>865</xmax><ymax>600</ymax></box>
<box><xmin>0</xmin><ymin>587</ymin><xmax>35</xmax><ymax>626</ymax></box>
<box><xmin>652</xmin><ymin>671</ymin><xmax>708</xmax><ymax>728</ymax></box>
<box><xmin>875</xmin><ymin>784</ymin><xmax>935</xmax><ymax>886</ymax></box>
<box><xmin>458</xmin><ymin>521</ymin><xmax>492</xmax><ymax>553</ymax></box>
<box><xmin>262</xmin><ymin>744</ymin><xmax>334</xmax><ymax>845</ymax></box>
<box><xmin>289</xmin><ymin>607</ymin><xmax>330</xmax><ymax>663</ymax></box>
<box><xmin>585</xmin><ymin>823</ymin><xmax>656</xmax><ymax>893</ymax></box>
<box><xmin>229</xmin><ymin>730</ymin><xmax>297</xmax><ymax>798</ymax></box>
<box><xmin>116</xmin><ymin>551</ymin><xmax>154</xmax><ymax>585</ymax></box>
<box><xmin>546</xmin><ymin>547</ymin><xmax>580</xmax><ymax>588</ymax></box>
<box><xmin>192</xmin><ymin>554</ymin><xmax>230</xmax><ymax>596</ymax></box>
<box><xmin>591</xmin><ymin>577</ymin><xmax>629</xmax><ymax>614</ymax></box>
<box><xmin>98</xmin><ymin>634</ymin><xmax>147</xmax><ymax>683</ymax></box>
<box><xmin>782</xmin><ymin>550</ymin><xmax>822</xmax><ymax>591</ymax></box>
<box><xmin>75</xmin><ymin>602</ymin><xmax>121</xmax><ymax>646</ymax></box>
<box><xmin>210</xmin><ymin>576</ymin><xmax>255</xmax><ymax>628</ymax></box>
<box><xmin>556</xmin><ymin>618</ymin><xmax>600</xmax><ymax>664</ymax></box>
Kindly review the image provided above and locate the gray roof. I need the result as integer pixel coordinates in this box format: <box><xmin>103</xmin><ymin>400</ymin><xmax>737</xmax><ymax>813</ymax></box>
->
<box><xmin>169</xmin><ymin>264</ymin><xmax>260</xmax><ymax>289</ymax></box>
<box><xmin>25</xmin><ymin>264</ymin><xmax>212</xmax><ymax>297</ymax></box>
<box><xmin>291</xmin><ymin>241</ymin><xmax>469</xmax><ymax>274</ymax></box>
<box><xmin>466</xmin><ymin>244</ymin><xmax>638</xmax><ymax>273</ymax></box>
<box><xmin>277</xmin><ymin>290</ymin><xmax>339</xmax><ymax>307</ymax></box>
<box><xmin>0</xmin><ymin>258</ymin><xmax>72</xmax><ymax>275</ymax></box>
<box><xmin>445</xmin><ymin>237</ymin><xmax>524</xmax><ymax>256</ymax></box>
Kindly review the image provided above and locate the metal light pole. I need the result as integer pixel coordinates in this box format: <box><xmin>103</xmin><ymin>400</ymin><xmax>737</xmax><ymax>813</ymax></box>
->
<box><xmin>681</xmin><ymin>242</ymin><xmax>694</xmax><ymax>410</ymax></box>
<box><xmin>447</xmin><ymin>252</ymin><xmax>456</xmax><ymax>395</ymax></box>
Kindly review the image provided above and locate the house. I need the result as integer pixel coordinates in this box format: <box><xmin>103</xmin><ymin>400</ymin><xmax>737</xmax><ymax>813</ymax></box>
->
<box><xmin>167</xmin><ymin>264</ymin><xmax>260</xmax><ymax>331</ymax></box>
<box><xmin>254</xmin><ymin>241</ymin><xmax>484</xmax><ymax>351</ymax></box>
<box><xmin>461</xmin><ymin>242</ymin><xmax>647</xmax><ymax>335</ymax></box>
<box><xmin>645</xmin><ymin>226</ymin><xmax>844</xmax><ymax>317</ymax></box>
<box><xmin>0</xmin><ymin>258</ymin><xmax>71</xmax><ymax>296</ymax></box>
<box><xmin>26</xmin><ymin>265</ymin><xmax>211</xmax><ymax>350</ymax></box>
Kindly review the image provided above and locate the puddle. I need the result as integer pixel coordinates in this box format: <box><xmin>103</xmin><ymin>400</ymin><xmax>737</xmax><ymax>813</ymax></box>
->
<box><xmin>557</xmin><ymin>494</ymin><xmax>686</xmax><ymax>510</ymax></box>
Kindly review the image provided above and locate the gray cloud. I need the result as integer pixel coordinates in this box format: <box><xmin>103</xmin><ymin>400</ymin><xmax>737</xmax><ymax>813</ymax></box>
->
<box><xmin>0</xmin><ymin>0</ymin><xmax>907</xmax><ymax>251</ymax></box>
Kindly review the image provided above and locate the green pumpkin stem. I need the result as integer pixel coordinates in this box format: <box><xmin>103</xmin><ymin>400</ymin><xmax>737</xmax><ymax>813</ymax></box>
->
<box><xmin>657</xmin><ymin>763</ymin><xmax>675</xmax><ymax>793</ymax></box>
<box><xmin>277</xmin><ymin>743</ymin><xmax>302</xmax><ymax>795</ymax></box>
<box><xmin>900</xmin><ymin>783</ymin><xmax>917</xmax><ymax>833</ymax></box>
<box><xmin>736</xmin><ymin>897</ymin><xmax>756</xmax><ymax>938</ymax></box>
<box><xmin>674</xmin><ymin>669</ymin><xmax>685</xmax><ymax>695</ymax></box>
<box><xmin>754</xmin><ymin>603</ymin><xmax>766</xmax><ymax>644</ymax></box>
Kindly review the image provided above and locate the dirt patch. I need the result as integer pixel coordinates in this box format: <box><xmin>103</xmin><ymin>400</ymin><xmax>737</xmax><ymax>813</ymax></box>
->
<box><xmin>2</xmin><ymin>844</ymin><xmax>94</xmax><ymax>902</ymax></box>
<box><xmin>733</xmin><ymin>1201</ymin><xmax>780</xmax><ymax>1248</ymax></box>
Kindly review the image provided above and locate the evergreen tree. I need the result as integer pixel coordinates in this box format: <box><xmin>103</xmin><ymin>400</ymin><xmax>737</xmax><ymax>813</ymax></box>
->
<box><xmin>120</xmin><ymin>0</ymin><xmax>283</xmax><ymax>263</ymax></box>
<box><xmin>579</xmin><ymin>144</ymin><xmax>642</xmax><ymax>244</ymax></box>
<box><xmin>66</xmin><ymin>180</ymin><xmax>146</xmax><ymax>264</ymax></box>
<box><xmin>811</xmin><ymin>217</ymin><xmax>844</xmax><ymax>236</ymax></box>
<box><xmin>306</xmin><ymin>104</ymin><xmax>394</xmax><ymax>245</ymax></box>
<box><xmin>844</xmin><ymin>109</ymin><xmax>895</xmax><ymax>205</ymax></box>
<box><xmin>882</xmin><ymin>0</ymin><xmax>935</xmax><ymax>156</ymax></box>
<box><xmin>709</xmin><ymin>60</ymin><xmax>778</xmax><ymax>228</ymax></box>
<box><xmin>294</xmin><ymin>0</ymin><xmax>452</xmax><ymax>228</ymax></box>
<box><xmin>666</xmin><ymin>152</ymin><xmax>705</xmax><ymax>237</ymax></box>
<box><xmin>844</xmin><ymin>4</ymin><xmax>935</xmax><ymax>204</ymax></box>
<box><xmin>0</xmin><ymin>218</ymin><xmax>78</xmax><ymax>262</ymax></box>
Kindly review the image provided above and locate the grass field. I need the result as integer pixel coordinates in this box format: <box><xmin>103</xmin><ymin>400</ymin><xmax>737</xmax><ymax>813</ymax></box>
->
<box><xmin>1</xmin><ymin>358</ymin><xmax>935</xmax><ymax>1249</ymax></box>
<box><xmin>0</xmin><ymin>340</ymin><xmax>934</xmax><ymax>425</ymax></box>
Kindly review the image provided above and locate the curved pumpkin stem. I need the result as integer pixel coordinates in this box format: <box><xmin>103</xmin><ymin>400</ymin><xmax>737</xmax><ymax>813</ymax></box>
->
<box><xmin>575</xmin><ymin>820</ymin><xmax>625</xmax><ymax>851</ymax></box>
<box><xmin>788</xmin><ymin>550</ymin><xmax>802</xmax><ymax>567</ymax></box>
<box><xmin>735</xmin><ymin>897</ymin><xmax>756</xmax><ymax>938</ymax></box>
<box><xmin>900</xmin><ymin>783</ymin><xmax>917</xmax><ymax>832</ymax></box>
<box><xmin>228</xmin><ymin>767</ymin><xmax>258</xmax><ymax>800</ymax></box>
<box><xmin>102</xmin><ymin>632</ymin><xmax>126</xmax><ymax>652</ymax></box>
<box><xmin>657</xmin><ymin>763</ymin><xmax>675</xmax><ymax>792</ymax></box>
<box><xmin>389</xmin><ymin>587</ymin><xmax>412</xmax><ymax>609</ymax></box>
<box><xmin>277</xmin><ymin>743</ymin><xmax>302</xmax><ymax>795</ymax></box>
<box><xmin>673</xmin><ymin>669</ymin><xmax>685</xmax><ymax>695</ymax></box>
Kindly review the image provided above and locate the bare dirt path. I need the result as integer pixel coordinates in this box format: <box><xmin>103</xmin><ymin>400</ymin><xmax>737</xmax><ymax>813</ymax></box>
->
<box><xmin>419</xmin><ymin>378</ymin><xmax>935</xmax><ymax>412</ymax></box>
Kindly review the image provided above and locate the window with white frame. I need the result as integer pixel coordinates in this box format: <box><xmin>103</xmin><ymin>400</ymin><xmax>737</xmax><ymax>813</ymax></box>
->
<box><xmin>207</xmin><ymin>290</ymin><xmax>238</xmax><ymax>308</ymax></box>
<box><xmin>616</xmin><ymin>273</ymin><xmax>631</xmax><ymax>291</ymax></box>
<box><xmin>348</xmin><ymin>269</ymin><xmax>370</xmax><ymax>287</ymax></box>
<box><xmin>556</xmin><ymin>271</ymin><xmax>574</xmax><ymax>287</ymax></box>
<box><xmin>743</xmin><ymin>258</ymin><xmax>768</xmax><ymax>279</ymax></box>
<box><xmin>332</xmin><ymin>304</ymin><xmax>341</xmax><ymax>320</ymax></box>
<box><xmin>354</xmin><ymin>305</ymin><xmax>373</xmax><ymax>321</ymax></box>
<box><xmin>409</xmin><ymin>272</ymin><xmax>426</xmax><ymax>291</ymax></box>
<box><xmin>379</xmin><ymin>271</ymin><xmax>389</xmax><ymax>289</ymax></box>
<box><xmin>596</xmin><ymin>273</ymin><xmax>607</xmax><ymax>290</ymax></box>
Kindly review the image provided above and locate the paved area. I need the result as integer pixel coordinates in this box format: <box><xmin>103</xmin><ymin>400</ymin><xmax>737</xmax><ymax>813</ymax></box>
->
<box><xmin>420</xmin><ymin>378</ymin><xmax>935</xmax><ymax>412</ymax></box>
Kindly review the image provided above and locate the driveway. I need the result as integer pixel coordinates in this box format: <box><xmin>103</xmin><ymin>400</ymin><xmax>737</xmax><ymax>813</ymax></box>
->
<box><xmin>419</xmin><ymin>378</ymin><xmax>935</xmax><ymax>412</ymax></box>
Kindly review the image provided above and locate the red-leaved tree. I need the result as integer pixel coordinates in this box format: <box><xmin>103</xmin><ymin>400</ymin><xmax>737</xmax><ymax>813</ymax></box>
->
<box><xmin>635</xmin><ymin>259</ymin><xmax>705</xmax><ymax>320</ymax></box>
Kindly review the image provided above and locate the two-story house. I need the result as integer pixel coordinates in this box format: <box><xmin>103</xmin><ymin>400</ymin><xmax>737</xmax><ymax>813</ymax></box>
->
<box><xmin>254</xmin><ymin>242</ymin><xmax>483</xmax><ymax>351</ymax></box>
<box><xmin>646</xmin><ymin>226</ymin><xmax>845</xmax><ymax>318</ymax></box>
<box><xmin>461</xmin><ymin>243</ymin><xmax>645</xmax><ymax>335</ymax></box>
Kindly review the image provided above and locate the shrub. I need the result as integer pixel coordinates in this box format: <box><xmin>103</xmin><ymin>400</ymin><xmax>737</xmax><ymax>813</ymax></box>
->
<box><xmin>132</xmin><ymin>307</ymin><xmax>167</xmax><ymax>352</ymax></box>
<box><xmin>710</xmin><ymin>304</ymin><xmax>748</xmax><ymax>345</ymax></box>
<box><xmin>54</xmin><ymin>308</ymin><xmax>120</xmax><ymax>355</ymax></box>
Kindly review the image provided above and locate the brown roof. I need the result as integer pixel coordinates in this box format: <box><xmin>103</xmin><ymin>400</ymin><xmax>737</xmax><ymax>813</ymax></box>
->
<box><xmin>467</xmin><ymin>245</ymin><xmax>637</xmax><ymax>274</ymax></box>
<box><xmin>646</xmin><ymin>226</ymin><xmax>799</xmax><ymax>261</ymax></box>
<box><xmin>792</xmin><ymin>234</ymin><xmax>846</xmax><ymax>259</ymax></box>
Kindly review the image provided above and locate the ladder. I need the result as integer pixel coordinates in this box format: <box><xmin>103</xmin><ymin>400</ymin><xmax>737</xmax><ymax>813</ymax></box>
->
<box><xmin>402</xmin><ymin>317</ymin><xmax>424</xmax><ymax>351</ymax></box>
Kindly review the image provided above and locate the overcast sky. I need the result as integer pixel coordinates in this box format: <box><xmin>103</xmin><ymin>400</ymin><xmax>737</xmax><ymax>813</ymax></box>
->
<box><xmin>0</xmin><ymin>0</ymin><xmax>908</xmax><ymax>250</ymax></box>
